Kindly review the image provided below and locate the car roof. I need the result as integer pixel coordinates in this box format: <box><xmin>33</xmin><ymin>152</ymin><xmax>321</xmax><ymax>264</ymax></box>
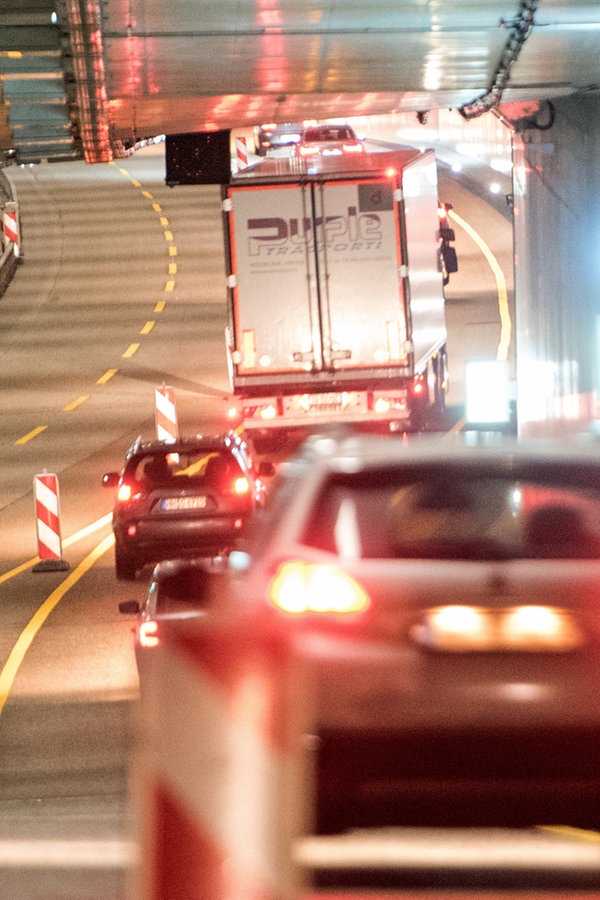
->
<box><xmin>125</xmin><ymin>430</ymin><xmax>244</xmax><ymax>460</ymax></box>
<box><xmin>293</xmin><ymin>431</ymin><xmax>600</xmax><ymax>473</ymax></box>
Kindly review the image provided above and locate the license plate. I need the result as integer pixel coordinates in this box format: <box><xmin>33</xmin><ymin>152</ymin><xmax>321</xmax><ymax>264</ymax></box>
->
<box><xmin>162</xmin><ymin>496</ymin><xmax>207</xmax><ymax>511</ymax></box>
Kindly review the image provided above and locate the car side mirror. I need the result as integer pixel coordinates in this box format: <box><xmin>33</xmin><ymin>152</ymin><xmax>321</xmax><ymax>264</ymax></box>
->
<box><xmin>119</xmin><ymin>600</ymin><xmax>141</xmax><ymax>615</ymax></box>
<box><xmin>102</xmin><ymin>472</ymin><xmax>120</xmax><ymax>488</ymax></box>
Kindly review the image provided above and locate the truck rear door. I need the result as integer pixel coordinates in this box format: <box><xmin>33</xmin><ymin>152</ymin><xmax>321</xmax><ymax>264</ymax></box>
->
<box><xmin>312</xmin><ymin>178</ymin><xmax>409</xmax><ymax>371</ymax></box>
<box><xmin>226</xmin><ymin>183</ymin><xmax>323</xmax><ymax>375</ymax></box>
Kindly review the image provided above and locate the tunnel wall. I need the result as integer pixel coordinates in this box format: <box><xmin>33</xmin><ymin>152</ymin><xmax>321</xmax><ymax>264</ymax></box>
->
<box><xmin>513</xmin><ymin>92</ymin><xmax>600</xmax><ymax>435</ymax></box>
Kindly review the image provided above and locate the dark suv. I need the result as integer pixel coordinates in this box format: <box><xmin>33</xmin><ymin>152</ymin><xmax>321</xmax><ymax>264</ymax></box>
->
<box><xmin>103</xmin><ymin>430</ymin><xmax>272</xmax><ymax>580</ymax></box>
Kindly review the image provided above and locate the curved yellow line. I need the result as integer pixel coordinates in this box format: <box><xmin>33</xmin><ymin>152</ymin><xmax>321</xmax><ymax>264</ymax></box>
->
<box><xmin>448</xmin><ymin>209</ymin><xmax>512</xmax><ymax>362</ymax></box>
<box><xmin>0</xmin><ymin>533</ymin><xmax>115</xmax><ymax>717</ymax></box>
<box><xmin>0</xmin><ymin>512</ymin><xmax>113</xmax><ymax>586</ymax></box>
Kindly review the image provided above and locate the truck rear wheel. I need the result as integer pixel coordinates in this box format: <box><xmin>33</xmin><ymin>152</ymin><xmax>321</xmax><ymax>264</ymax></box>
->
<box><xmin>433</xmin><ymin>347</ymin><xmax>448</xmax><ymax>411</ymax></box>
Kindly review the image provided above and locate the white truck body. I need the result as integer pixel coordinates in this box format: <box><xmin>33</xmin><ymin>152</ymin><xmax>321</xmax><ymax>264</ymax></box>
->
<box><xmin>221</xmin><ymin>148</ymin><xmax>451</xmax><ymax>435</ymax></box>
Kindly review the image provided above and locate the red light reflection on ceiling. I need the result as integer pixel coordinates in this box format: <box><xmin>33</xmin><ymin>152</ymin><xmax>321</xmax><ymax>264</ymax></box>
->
<box><xmin>256</xmin><ymin>0</ymin><xmax>288</xmax><ymax>93</ymax></box>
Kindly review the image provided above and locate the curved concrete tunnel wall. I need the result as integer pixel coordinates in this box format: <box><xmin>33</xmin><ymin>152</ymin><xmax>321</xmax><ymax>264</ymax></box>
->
<box><xmin>513</xmin><ymin>92</ymin><xmax>600</xmax><ymax>436</ymax></box>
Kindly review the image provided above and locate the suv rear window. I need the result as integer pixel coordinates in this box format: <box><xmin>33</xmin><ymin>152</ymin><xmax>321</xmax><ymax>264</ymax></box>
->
<box><xmin>128</xmin><ymin>450</ymin><xmax>242</xmax><ymax>488</ymax></box>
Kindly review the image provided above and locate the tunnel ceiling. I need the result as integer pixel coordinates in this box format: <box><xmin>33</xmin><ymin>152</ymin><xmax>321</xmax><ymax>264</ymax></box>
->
<box><xmin>0</xmin><ymin>0</ymin><xmax>599</xmax><ymax>163</ymax></box>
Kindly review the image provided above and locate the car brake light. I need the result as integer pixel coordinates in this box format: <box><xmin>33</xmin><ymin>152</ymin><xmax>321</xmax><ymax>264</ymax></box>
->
<box><xmin>117</xmin><ymin>483</ymin><xmax>133</xmax><ymax>501</ymax></box>
<box><xmin>139</xmin><ymin>620</ymin><xmax>159</xmax><ymax>649</ymax></box>
<box><xmin>268</xmin><ymin>561</ymin><xmax>369</xmax><ymax>615</ymax></box>
<box><xmin>342</xmin><ymin>142</ymin><xmax>364</xmax><ymax>153</ymax></box>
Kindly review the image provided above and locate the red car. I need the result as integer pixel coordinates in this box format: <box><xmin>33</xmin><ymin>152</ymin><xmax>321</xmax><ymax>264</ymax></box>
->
<box><xmin>294</xmin><ymin>123</ymin><xmax>365</xmax><ymax>158</ymax></box>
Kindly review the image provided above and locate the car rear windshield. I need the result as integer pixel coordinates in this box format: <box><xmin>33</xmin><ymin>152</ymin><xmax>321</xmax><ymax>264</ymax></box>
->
<box><xmin>301</xmin><ymin>465</ymin><xmax>600</xmax><ymax>561</ymax></box>
<box><xmin>129</xmin><ymin>450</ymin><xmax>242</xmax><ymax>488</ymax></box>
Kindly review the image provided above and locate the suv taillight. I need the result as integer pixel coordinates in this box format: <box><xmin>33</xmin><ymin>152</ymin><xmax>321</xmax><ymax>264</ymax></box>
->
<box><xmin>117</xmin><ymin>483</ymin><xmax>133</xmax><ymax>502</ymax></box>
<box><xmin>268</xmin><ymin>561</ymin><xmax>369</xmax><ymax>615</ymax></box>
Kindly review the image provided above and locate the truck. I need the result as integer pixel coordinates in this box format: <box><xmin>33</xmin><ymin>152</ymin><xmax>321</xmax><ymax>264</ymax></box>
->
<box><xmin>221</xmin><ymin>147</ymin><xmax>457</xmax><ymax>448</ymax></box>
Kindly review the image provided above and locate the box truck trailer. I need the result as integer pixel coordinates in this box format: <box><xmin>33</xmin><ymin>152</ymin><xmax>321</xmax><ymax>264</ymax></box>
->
<box><xmin>221</xmin><ymin>147</ymin><xmax>457</xmax><ymax>446</ymax></box>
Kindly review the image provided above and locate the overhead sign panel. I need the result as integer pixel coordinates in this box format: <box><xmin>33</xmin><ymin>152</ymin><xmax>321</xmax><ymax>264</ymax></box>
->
<box><xmin>165</xmin><ymin>130</ymin><xmax>231</xmax><ymax>186</ymax></box>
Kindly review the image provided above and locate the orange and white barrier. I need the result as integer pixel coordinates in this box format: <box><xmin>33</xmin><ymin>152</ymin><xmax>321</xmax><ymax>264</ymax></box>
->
<box><xmin>32</xmin><ymin>472</ymin><xmax>69</xmax><ymax>572</ymax></box>
<box><xmin>134</xmin><ymin>613</ymin><xmax>306</xmax><ymax>900</ymax></box>
<box><xmin>2</xmin><ymin>202</ymin><xmax>20</xmax><ymax>257</ymax></box>
<box><xmin>154</xmin><ymin>384</ymin><xmax>179</xmax><ymax>442</ymax></box>
<box><xmin>236</xmin><ymin>136</ymin><xmax>248</xmax><ymax>170</ymax></box>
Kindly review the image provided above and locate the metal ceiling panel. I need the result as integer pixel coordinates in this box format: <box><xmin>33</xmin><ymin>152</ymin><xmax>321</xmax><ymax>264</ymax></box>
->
<box><xmin>0</xmin><ymin>2</ymin><xmax>76</xmax><ymax>162</ymax></box>
<box><xmin>0</xmin><ymin>0</ymin><xmax>600</xmax><ymax>163</ymax></box>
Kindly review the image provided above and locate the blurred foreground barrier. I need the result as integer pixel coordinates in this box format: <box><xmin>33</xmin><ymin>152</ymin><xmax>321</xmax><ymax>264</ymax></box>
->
<box><xmin>133</xmin><ymin>610</ymin><xmax>308</xmax><ymax>900</ymax></box>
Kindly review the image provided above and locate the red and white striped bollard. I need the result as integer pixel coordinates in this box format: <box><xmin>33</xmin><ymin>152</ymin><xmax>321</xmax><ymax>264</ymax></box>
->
<box><xmin>3</xmin><ymin>202</ymin><xmax>20</xmax><ymax>257</ymax></box>
<box><xmin>154</xmin><ymin>385</ymin><xmax>179</xmax><ymax>443</ymax></box>
<box><xmin>32</xmin><ymin>472</ymin><xmax>70</xmax><ymax>572</ymax></box>
<box><xmin>134</xmin><ymin>611</ymin><xmax>307</xmax><ymax>899</ymax></box>
<box><xmin>236</xmin><ymin>136</ymin><xmax>248</xmax><ymax>170</ymax></box>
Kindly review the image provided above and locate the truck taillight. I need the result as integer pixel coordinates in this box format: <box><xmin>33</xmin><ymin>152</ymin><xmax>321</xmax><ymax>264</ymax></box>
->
<box><xmin>268</xmin><ymin>561</ymin><xmax>369</xmax><ymax>615</ymax></box>
<box><xmin>372</xmin><ymin>392</ymin><xmax>408</xmax><ymax>414</ymax></box>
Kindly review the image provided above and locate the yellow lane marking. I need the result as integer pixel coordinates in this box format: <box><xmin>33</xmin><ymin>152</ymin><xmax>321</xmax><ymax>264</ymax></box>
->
<box><xmin>539</xmin><ymin>825</ymin><xmax>600</xmax><ymax>844</ymax></box>
<box><xmin>96</xmin><ymin>368</ymin><xmax>118</xmax><ymax>384</ymax></box>
<box><xmin>152</xmin><ymin>203</ymin><xmax>161</xmax><ymax>213</ymax></box>
<box><xmin>122</xmin><ymin>343</ymin><xmax>140</xmax><ymax>358</ymax></box>
<box><xmin>15</xmin><ymin>426</ymin><xmax>47</xmax><ymax>445</ymax></box>
<box><xmin>154</xmin><ymin>300</ymin><xmax>166</xmax><ymax>313</ymax></box>
<box><xmin>448</xmin><ymin>209</ymin><xmax>512</xmax><ymax>362</ymax></box>
<box><xmin>0</xmin><ymin>533</ymin><xmax>115</xmax><ymax>717</ymax></box>
<box><xmin>168</xmin><ymin>246</ymin><xmax>177</xmax><ymax>257</ymax></box>
<box><xmin>0</xmin><ymin>513</ymin><xmax>113</xmax><ymax>587</ymax></box>
<box><xmin>142</xmin><ymin>191</ymin><xmax>153</xmax><ymax>200</ymax></box>
<box><xmin>160</xmin><ymin>216</ymin><xmax>169</xmax><ymax>227</ymax></box>
<box><xmin>63</xmin><ymin>395</ymin><xmax>88</xmax><ymax>412</ymax></box>
<box><xmin>168</xmin><ymin>262</ymin><xmax>177</xmax><ymax>275</ymax></box>
<box><xmin>140</xmin><ymin>320</ymin><xmax>155</xmax><ymax>334</ymax></box>
<box><xmin>164</xmin><ymin>230</ymin><xmax>173</xmax><ymax>241</ymax></box>
<box><xmin>131</xmin><ymin>179</ymin><xmax>141</xmax><ymax>188</ymax></box>
<box><xmin>165</xmin><ymin>279</ymin><xmax>175</xmax><ymax>291</ymax></box>
<box><xmin>118</xmin><ymin>167</ymin><xmax>128</xmax><ymax>176</ymax></box>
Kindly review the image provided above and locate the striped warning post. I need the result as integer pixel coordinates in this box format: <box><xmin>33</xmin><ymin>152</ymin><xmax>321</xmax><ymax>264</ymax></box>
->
<box><xmin>236</xmin><ymin>136</ymin><xmax>248</xmax><ymax>170</ymax></box>
<box><xmin>154</xmin><ymin>385</ymin><xmax>179</xmax><ymax>442</ymax></box>
<box><xmin>134</xmin><ymin>612</ymin><xmax>307</xmax><ymax>900</ymax></box>
<box><xmin>2</xmin><ymin>202</ymin><xmax>20</xmax><ymax>257</ymax></box>
<box><xmin>32</xmin><ymin>473</ymin><xmax>70</xmax><ymax>572</ymax></box>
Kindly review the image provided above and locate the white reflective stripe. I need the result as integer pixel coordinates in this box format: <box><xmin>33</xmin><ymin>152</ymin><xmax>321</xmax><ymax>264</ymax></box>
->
<box><xmin>154</xmin><ymin>388</ymin><xmax>176</xmax><ymax>421</ymax></box>
<box><xmin>35</xmin><ymin>479</ymin><xmax>59</xmax><ymax>516</ymax></box>
<box><xmin>0</xmin><ymin>839</ymin><xmax>137</xmax><ymax>868</ymax></box>
<box><xmin>37</xmin><ymin>520</ymin><xmax>61</xmax><ymax>556</ymax></box>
